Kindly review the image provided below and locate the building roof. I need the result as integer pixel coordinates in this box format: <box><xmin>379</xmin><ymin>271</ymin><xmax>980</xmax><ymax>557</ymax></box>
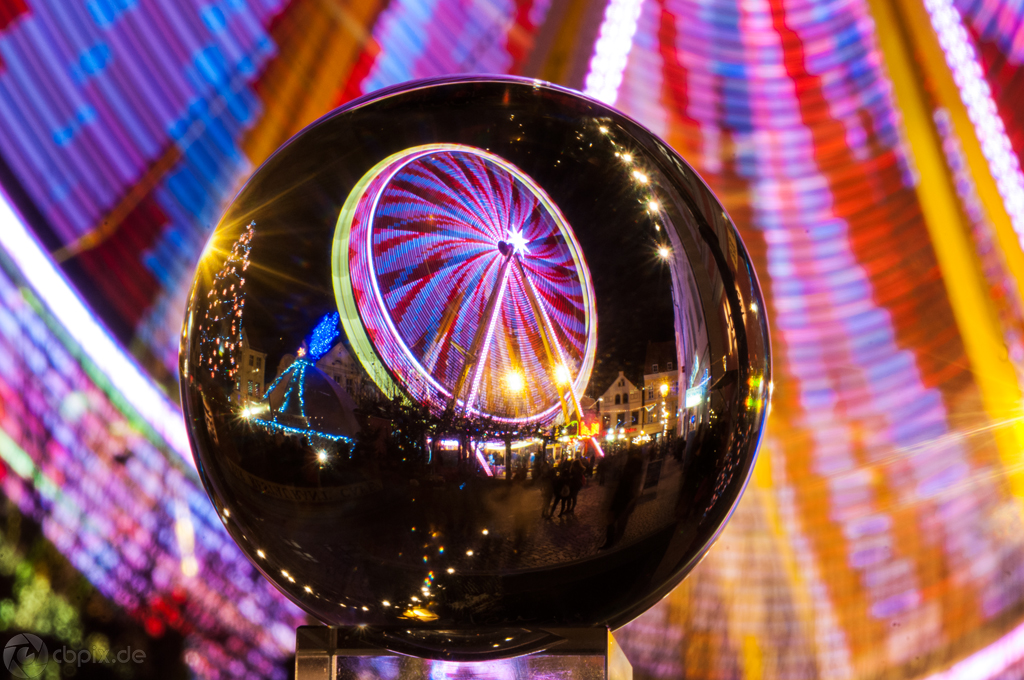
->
<box><xmin>598</xmin><ymin>370</ymin><xmax>640</xmax><ymax>403</ymax></box>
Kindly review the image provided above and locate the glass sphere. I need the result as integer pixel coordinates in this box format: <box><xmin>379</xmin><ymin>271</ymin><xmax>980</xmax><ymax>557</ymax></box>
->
<box><xmin>180</xmin><ymin>76</ymin><xmax>771</xmax><ymax>660</ymax></box>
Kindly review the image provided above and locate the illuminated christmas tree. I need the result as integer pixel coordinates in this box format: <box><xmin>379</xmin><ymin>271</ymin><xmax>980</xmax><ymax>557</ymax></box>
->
<box><xmin>196</xmin><ymin>221</ymin><xmax>254</xmax><ymax>388</ymax></box>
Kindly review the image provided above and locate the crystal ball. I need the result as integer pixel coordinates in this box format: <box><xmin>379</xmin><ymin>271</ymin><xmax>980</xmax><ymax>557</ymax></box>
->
<box><xmin>180</xmin><ymin>76</ymin><xmax>771</xmax><ymax>660</ymax></box>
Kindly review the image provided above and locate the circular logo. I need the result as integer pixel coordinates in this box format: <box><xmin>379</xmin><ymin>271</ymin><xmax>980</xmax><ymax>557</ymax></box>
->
<box><xmin>4</xmin><ymin>634</ymin><xmax>48</xmax><ymax>678</ymax></box>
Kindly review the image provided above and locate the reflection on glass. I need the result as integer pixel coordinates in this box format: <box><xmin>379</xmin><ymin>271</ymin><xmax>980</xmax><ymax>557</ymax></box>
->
<box><xmin>180</xmin><ymin>77</ymin><xmax>770</xmax><ymax>659</ymax></box>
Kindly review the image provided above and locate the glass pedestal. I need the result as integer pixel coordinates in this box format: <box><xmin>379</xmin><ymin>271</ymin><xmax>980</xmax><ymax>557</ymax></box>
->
<box><xmin>295</xmin><ymin>627</ymin><xmax>633</xmax><ymax>680</ymax></box>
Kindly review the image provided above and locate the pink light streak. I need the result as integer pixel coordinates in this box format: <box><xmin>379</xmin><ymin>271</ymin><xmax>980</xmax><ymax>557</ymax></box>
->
<box><xmin>924</xmin><ymin>0</ymin><xmax>1024</xmax><ymax>248</ymax></box>
<box><xmin>924</xmin><ymin>616</ymin><xmax>1024</xmax><ymax>680</ymax></box>
<box><xmin>584</xmin><ymin>0</ymin><xmax>645</xmax><ymax>105</ymax></box>
<box><xmin>473</xmin><ymin>443</ymin><xmax>494</xmax><ymax>477</ymax></box>
<box><xmin>464</xmin><ymin>254</ymin><xmax>514</xmax><ymax>414</ymax></box>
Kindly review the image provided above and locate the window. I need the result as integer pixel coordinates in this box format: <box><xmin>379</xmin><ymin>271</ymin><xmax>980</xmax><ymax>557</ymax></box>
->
<box><xmin>346</xmin><ymin>378</ymin><xmax>354</xmax><ymax>390</ymax></box>
<box><xmin>667</xmin><ymin>362</ymin><xmax>673</xmax><ymax>370</ymax></box>
<box><xmin>248</xmin><ymin>355</ymin><xmax>254</xmax><ymax>367</ymax></box>
<box><xmin>615</xmin><ymin>394</ymin><xmax>621</xmax><ymax>405</ymax></box>
<box><xmin>616</xmin><ymin>413</ymin><xmax>625</xmax><ymax>426</ymax></box>
<box><xmin>631</xmin><ymin>411</ymin><xmax>639</xmax><ymax>425</ymax></box>
<box><xmin>648</xmin><ymin>387</ymin><xmax>654</xmax><ymax>399</ymax></box>
<box><xmin>247</xmin><ymin>380</ymin><xmax>253</xmax><ymax>395</ymax></box>
<box><xmin>652</xmin><ymin>364</ymin><xmax>658</xmax><ymax>373</ymax></box>
<box><xmin>603</xmin><ymin>415</ymin><xmax>611</xmax><ymax>428</ymax></box>
<box><xmin>256</xmin><ymin>357</ymin><xmax>262</xmax><ymax>370</ymax></box>
<box><xmin>619</xmin><ymin>379</ymin><xmax>624</xmax><ymax>387</ymax></box>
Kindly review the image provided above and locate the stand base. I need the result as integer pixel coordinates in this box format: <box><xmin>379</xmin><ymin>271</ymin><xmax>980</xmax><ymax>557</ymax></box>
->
<box><xmin>295</xmin><ymin>627</ymin><xmax>632</xmax><ymax>680</ymax></box>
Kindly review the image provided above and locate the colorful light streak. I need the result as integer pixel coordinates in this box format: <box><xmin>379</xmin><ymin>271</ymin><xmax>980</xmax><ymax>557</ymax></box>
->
<box><xmin>611</xmin><ymin>0</ymin><xmax>1024</xmax><ymax>675</ymax></box>
<box><xmin>952</xmin><ymin>0</ymin><xmax>1024</xmax><ymax>62</ymax></box>
<box><xmin>924</xmin><ymin>0</ymin><xmax>1024</xmax><ymax>248</ymax></box>
<box><xmin>925</xmin><ymin>615</ymin><xmax>1024</xmax><ymax>680</ymax></box>
<box><xmin>0</xmin><ymin>235</ymin><xmax>304</xmax><ymax>678</ymax></box>
<box><xmin>584</xmin><ymin>0</ymin><xmax>646</xmax><ymax>104</ymax></box>
<box><xmin>0</xmin><ymin>0</ymin><xmax>283</xmax><ymax>376</ymax></box>
<box><xmin>0</xmin><ymin>189</ymin><xmax>192</xmax><ymax>467</ymax></box>
<box><xmin>358</xmin><ymin>0</ymin><xmax>552</xmax><ymax>97</ymax></box>
<box><xmin>934</xmin><ymin>107</ymin><xmax>1024</xmax><ymax>379</ymax></box>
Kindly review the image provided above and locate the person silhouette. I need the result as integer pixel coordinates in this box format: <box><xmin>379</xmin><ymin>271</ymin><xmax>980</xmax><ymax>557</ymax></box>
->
<box><xmin>600</xmin><ymin>448</ymin><xmax>644</xmax><ymax>549</ymax></box>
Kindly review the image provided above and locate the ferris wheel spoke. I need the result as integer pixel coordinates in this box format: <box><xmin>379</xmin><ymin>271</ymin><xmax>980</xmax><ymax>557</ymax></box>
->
<box><xmin>376</xmin><ymin>245</ymin><xmax>497</xmax><ymax>296</ymax></box>
<box><xmin>417</xmin><ymin>257</ymin><xmax>508</xmax><ymax>377</ymax></box>
<box><xmin>387</xmin><ymin>251</ymin><xmax>502</xmax><ymax>347</ymax></box>
<box><xmin>464</xmin><ymin>258</ymin><xmax>515</xmax><ymax>412</ymax></box>
<box><xmin>447</xmin><ymin>155</ymin><xmax>512</xmax><ymax>236</ymax></box>
<box><xmin>389</xmin><ymin>174</ymin><xmax>501</xmax><ymax>241</ymax></box>
<box><xmin>448</xmin><ymin>248</ymin><xmax>517</xmax><ymax>412</ymax></box>
<box><xmin>514</xmin><ymin>258</ymin><xmax>584</xmax><ymax>422</ymax></box>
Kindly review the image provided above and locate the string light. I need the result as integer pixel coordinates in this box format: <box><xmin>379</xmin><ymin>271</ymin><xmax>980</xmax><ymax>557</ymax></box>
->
<box><xmin>250</xmin><ymin>418</ymin><xmax>353</xmax><ymax>444</ymax></box>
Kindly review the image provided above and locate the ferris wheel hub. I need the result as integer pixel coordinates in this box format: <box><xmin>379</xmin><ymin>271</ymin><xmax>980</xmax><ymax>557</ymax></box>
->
<box><xmin>506</xmin><ymin>228</ymin><xmax>530</xmax><ymax>255</ymax></box>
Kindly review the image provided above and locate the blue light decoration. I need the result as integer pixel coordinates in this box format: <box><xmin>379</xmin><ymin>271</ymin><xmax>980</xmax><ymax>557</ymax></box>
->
<box><xmin>249</xmin><ymin>416</ymin><xmax>354</xmax><ymax>444</ymax></box>
<box><xmin>307</xmin><ymin>312</ymin><xmax>340</xmax><ymax>362</ymax></box>
<box><xmin>253</xmin><ymin>354</ymin><xmax>356</xmax><ymax>447</ymax></box>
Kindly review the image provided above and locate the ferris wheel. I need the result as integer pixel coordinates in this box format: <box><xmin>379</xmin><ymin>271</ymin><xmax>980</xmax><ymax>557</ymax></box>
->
<box><xmin>333</xmin><ymin>144</ymin><xmax>597</xmax><ymax>426</ymax></box>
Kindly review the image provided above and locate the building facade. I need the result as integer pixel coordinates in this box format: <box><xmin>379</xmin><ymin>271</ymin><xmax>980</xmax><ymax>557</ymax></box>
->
<box><xmin>642</xmin><ymin>341</ymin><xmax>679</xmax><ymax>439</ymax></box>
<box><xmin>597</xmin><ymin>371</ymin><xmax>644</xmax><ymax>438</ymax></box>
<box><xmin>315</xmin><ymin>340</ymin><xmax>377</xmax><ymax>405</ymax></box>
<box><xmin>234</xmin><ymin>334</ymin><xmax>266</xmax><ymax>405</ymax></box>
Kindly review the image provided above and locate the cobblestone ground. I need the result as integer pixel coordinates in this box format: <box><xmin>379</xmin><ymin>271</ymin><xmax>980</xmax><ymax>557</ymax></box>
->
<box><xmin>479</xmin><ymin>456</ymin><xmax>687</xmax><ymax>570</ymax></box>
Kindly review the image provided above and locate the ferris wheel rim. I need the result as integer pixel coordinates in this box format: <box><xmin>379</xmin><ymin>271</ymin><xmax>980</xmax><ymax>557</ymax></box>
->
<box><xmin>333</xmin><ymin>143</ymin><xmax>597</xmax><ymax>423</ymax></box>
